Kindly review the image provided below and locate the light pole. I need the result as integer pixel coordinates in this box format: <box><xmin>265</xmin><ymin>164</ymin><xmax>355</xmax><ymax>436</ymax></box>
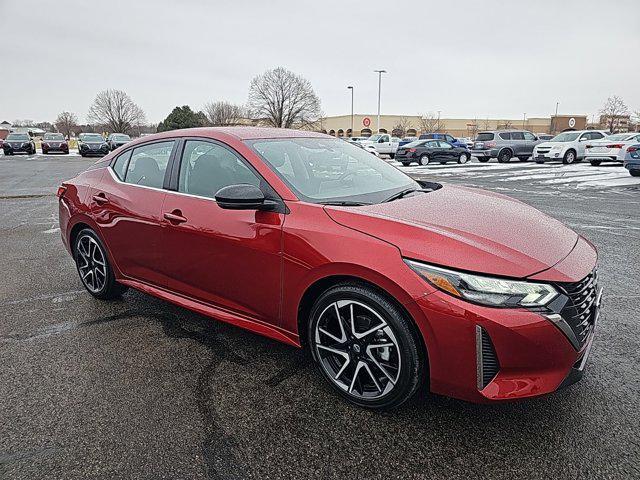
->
<box><xmin>553</xmin><ymin>101</ymin><xmax>559</xmax><ymax>133</ymax></box>
<box><xmin>374</xmin><ymin>69</ymin><xmax>386</xmax><ymax>133</ymax></box>
<box><xmin>347</xmin><ymin>86</ymin><xmax>354</xmax><ymax>136</ymax></box>
<box><xmin>437</xmin><ymin>110</ymin><xmax>442</xmax><ymax>132</ymax></box>
<box><xmin>523</xmin><ymin>113</ymin><xmax>526</xmax><ymax>130</ymax></box>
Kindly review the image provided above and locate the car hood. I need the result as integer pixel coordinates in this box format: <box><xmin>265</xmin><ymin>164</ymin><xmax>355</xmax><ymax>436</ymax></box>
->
<box><xmin>536</xmin><ymin>141</ymin><xmax>572</xmax><ymax>149</ymax></box>
<box><xmin>324</xmin><ymin>184</ymin><xmax>581</xmax><ymax>279</ymax></box>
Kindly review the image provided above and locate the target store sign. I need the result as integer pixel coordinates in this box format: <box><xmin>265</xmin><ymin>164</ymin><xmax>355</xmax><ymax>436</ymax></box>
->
<box><xmin>362</xmin><ymin>117</ymin><xmax>371</xmax><ymax>128</ymax></box>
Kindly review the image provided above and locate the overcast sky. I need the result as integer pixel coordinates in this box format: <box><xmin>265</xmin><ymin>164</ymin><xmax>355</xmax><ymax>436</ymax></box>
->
<box><xmin>1</xmin><ymin>0</ymin><xmax>638</xmax><ymax>125</ymax></box>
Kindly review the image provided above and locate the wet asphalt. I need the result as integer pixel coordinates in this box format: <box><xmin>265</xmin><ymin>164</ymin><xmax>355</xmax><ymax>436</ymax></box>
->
<box><xmin>0</xmin><ymin>154</ymin><xmax>638</xmax><ymax>479</ymax></box>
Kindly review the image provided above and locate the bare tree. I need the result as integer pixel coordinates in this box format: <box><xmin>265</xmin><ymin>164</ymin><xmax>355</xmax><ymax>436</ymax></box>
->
<box><xmin>203</xmin><ymin>101</ymin><xmax>246</xmax><ymax>126</ymax></box>
<box><xmin>55</xmin><ymin>111</ymin><xmax>78</xmax><ymax>138</ymax></box>
<box><xmin>418</xmin><ymin>112</ymin><xmax>442</xmax><ymax>133</ymax></box>
<box><xmin>481</xmin><ymin>118</ymin><xmax>491</xmax><ymax>130</ymax></box>
<box><xmin>247</xmin><ymin>67</ymin><xmax>321</xmax><ymax>129</ymax></box>
<box><xmin>468</xmin><ymin>119</ymin><xmax>479</xmax><ymax>139</ymax></box>
<box><xmin>392</xmin><ymin>116</ymin><xmax>413</xmax><ymax>137</ymax></box>
<box><xmin>497</xmin><ymin>119</ymin><xmax>513</xmax><ymax>129</ymax></box>
<box><xmin>599</xmin><ymin>95</ymin><xmax>629</xmax><ymax>133</ymax></box>
<box><xmin>87</xmin><ymin>89</ymin><xmax>146</xmax><ymax>135</ymax></box>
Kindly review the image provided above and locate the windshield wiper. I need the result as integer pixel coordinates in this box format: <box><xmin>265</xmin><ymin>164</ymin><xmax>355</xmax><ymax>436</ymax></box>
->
<box><xmin>383</xmin><ymin>188</ymin><xmax>432</xmax><ymax>203</ymax></box>
<box><xmin>319</xmin><ymin>200</ymin><xmax>370</xmax><ymax>206</ymax></box>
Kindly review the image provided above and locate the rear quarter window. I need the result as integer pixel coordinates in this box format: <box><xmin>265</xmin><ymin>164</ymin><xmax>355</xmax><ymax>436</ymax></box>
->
<box><xmin>112</xmin><ymin>150</ymin><xmax>132</xmax><ymax>180</ymax></box>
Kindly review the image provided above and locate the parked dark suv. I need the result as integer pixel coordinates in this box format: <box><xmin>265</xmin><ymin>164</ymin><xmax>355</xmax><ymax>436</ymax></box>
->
<box><xmin>2</xmin><ymin>133</ymin><xmax>36</xmax><ymax>155</ymax></box>
<box><xmin>470</xmin><ymin>130</ymin><xmax>541</xmax><ymax>163</ymax></box>
<box><xmin>106</xmin><ymin>133</ymin><xmax>131</xmax><ymax>151</ymax></box>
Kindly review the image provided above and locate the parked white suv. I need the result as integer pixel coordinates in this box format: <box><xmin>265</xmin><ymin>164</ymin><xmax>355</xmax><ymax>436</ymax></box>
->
<box><xmin>361</xmin><ymin>133</ymin><xmax>400</xmax><ymax>158</ymax></box>
<box><xmin>533</xmin><ymin>130</ymin><xmax>608</xmax><ymax>164</ymax></box>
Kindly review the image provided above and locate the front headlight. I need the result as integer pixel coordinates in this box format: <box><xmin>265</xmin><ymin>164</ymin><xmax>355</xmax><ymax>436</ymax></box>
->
<box><xmin>404</xmin><ymin>260</ymin><xmax>558</xmax><ymax>308</ymax></box>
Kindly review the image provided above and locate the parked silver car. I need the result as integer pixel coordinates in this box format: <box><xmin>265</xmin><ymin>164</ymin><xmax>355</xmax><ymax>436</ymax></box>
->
<box><xmin>470</xmin><ymin>130</ymin><xmax>542</xmax><ymax>163</ymax></box>
<box><xmin>584</xmin><ymin>132</ymin><xmax>640</xmax><ymax>166</ymax></box>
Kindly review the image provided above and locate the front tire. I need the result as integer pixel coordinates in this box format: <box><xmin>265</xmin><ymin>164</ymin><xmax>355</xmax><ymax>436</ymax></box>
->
<box><xmin>401</xmin><ymin>162</ymin><xmax>410</xmax><ymax>167</ymax></box>
<box><xmin>308</xmin><ymin>283</ymin><xmax>424</xmax><ymax>410</ymax></box>
<box><xmin>458</xmin><ymin>153</ymin><xmax>469</xmax><ymax>164</ymax></box>
<box><xmin>563</xmin><ymin>150</ymin><xmax>577</xmax><ymax>164</ymax></box>
<box><xmin>389</xmin><ymin>153</ymin><xmax>395</xmax><ymax>159</ymax></box>
<box><xmin>630</xmin><ymin>169</ymin><xmax>640</xmax><ymax>177</ymax></box>
<box><xmin>74</xmin><ymin>228</ymin><xmax>128</xmax><ymax>300</ymax></box>
<box><xmin>418</xmin><ymin>154</ymin><xmax>430</xmax><ymax>166</ymax></box>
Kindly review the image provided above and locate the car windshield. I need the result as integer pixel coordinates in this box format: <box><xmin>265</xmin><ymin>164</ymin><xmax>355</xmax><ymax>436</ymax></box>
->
<box><xmin>551</xmin><ymin>132</ymin><xmax>580</xmax><ymax>142</ymax></box>
<box><xmin>6</xmin><ymin>133</ymin><xmax>30</xmax><ymax>141</ymax></box>
<box><xmin>113</xmin><ymin>134</ymin><xmax>130</xmax><ymax>140</ymax></box>
<box><xmin>82</xmin><ymin>134</ymin><xmax>104</xmax><ymax>142</ymax></box>
<box><xmin>44</xmin><ymin>133</ymin><xmax>64</xmax><ymax>140</ymax></box>
<box><xmin>475</xmin><ymin>133</ymin><xmax>494</xmax><ymax>141</ymax></box>
<box><xmin>367</xmin><ymin>134</ymin><xmax>384</xmax><ymax>142</ymax></box>
<box><xmin>249</xmin><ymin>137</ymin><xmax>419</xmax><ymax>204</ymax></box>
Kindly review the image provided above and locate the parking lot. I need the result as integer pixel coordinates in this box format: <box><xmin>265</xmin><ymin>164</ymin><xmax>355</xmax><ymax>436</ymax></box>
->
<box><xmin>1</xmin><ymin>153</ymin><xmax>639</xmax><ymax>479</ymax></box>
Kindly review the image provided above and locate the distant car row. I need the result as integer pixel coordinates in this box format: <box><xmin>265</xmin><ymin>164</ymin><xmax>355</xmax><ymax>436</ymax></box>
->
<box><xmin>1</xmin><ymin>132</ymin><xmax>131</xmax><ymax>156</ymax></box>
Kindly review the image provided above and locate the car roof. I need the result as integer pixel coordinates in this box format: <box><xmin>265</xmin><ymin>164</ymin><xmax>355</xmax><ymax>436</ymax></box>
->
<box><xmin>139</xmin><ymin>126</ymin><xmax>330</xmax><ymax>142</ymax></box>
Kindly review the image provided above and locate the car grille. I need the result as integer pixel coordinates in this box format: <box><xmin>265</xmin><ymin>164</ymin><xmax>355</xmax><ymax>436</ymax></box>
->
<box><xmin>537</xmin><ymin>147</ymin><xmax>552</xmax><ymax>154</ymax></box>
<box><xmin>556</xmin><ymin>270</ymin><xmax>599</xmax><ymax>347</ymax></box>
<box><xmin>476</xmin><ymin>326</ymin><xmax>500</xmax><ymax>390</ymax></box>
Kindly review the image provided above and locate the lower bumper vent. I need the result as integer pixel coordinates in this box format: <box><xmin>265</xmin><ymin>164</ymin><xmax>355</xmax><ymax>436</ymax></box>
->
<box><xmin>476</xmin><ymin>326</ymin><xmax>500</xmax><ymax>390</ymax></box>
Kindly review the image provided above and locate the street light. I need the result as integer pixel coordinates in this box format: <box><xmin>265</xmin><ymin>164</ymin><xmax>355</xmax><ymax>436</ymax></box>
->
<box><xmin>523</xmin><ymin>113</ymin><xmax>526</xmax><ymax>129</ymax></box>
<box><xmin>347</xmin><ymin>86</ymin><xmax>354</xmax><ymax>136</ymax></box>
<box><xmin>553</xmin><ymin>101</ymin><xmax>559</xmax><ymax>133</ymax></box>
<box><xmin>374</xmin><ymin>69</ymin><xmax>386</xmax><ymax>133</ymax></box>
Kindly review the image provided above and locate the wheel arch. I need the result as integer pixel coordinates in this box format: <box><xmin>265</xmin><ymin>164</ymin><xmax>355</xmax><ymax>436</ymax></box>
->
<box><xmin>498</xmin><ymin>147</ymin><xmax>513</xmax><ymax>158</ymax></box>
<box><xmin>296</xmin><ymin>274</ymin><xmax>429</xmax><ymax>374</ymax></box>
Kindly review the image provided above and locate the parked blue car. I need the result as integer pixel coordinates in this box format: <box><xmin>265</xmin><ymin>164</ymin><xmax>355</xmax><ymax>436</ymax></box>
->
<box><xmin>623</xmin><ymin>143</ymin><xmax>640</xmax><ymax>177</ymax></box>
<box><xmin>419</xmin><ymin>133</ymin><xmax>468</xmax><ymax>149</ymax></box>
<box><xmin>398</xmin><ymin>136</ymin><xmax>418</xmax><ymax>147</ymax></box>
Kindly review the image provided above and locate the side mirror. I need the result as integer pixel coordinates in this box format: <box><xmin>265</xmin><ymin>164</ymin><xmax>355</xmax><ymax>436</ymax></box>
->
<box><xmin>578</xmin><ymin>137</ymin><xmax>587</xmax><ymax>142</ymax></box>
<box><xmin>215</xmin><ymin>184</ymin><xmax>275</xmax><ymax>211</ymax></box>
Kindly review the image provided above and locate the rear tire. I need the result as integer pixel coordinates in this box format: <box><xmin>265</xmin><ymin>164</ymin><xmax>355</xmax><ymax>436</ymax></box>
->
<box><xmin>308</xmin><ymin>283</ymin><xmax>424</xmax><ymax>410</ymax></box>
<box><xmin>630</xmin><ymin>169</ymin><xmax>640</xmax><ymax>177</ymax></box>
<box><xmin>590</xmin><ymin>160</ymin><xmax>602</xmax><ymax>166</ymax></box>
<box><xmin>401</xmin><ymin>162</ymin><xmax>410</xmax><ymax>167</ymax></box>
<box><xmin>74</xmin><ymin>228</ymin><xmax>128</xmax><ymax>300</ymax></box>
<box><xmin>389</xmin><ymin>153</ymin><xmax>395</xmax><ymax>159</ymax></box>
<box><xmin>418</xmin><ymin>154</ymin><xmax>430</xmax><ymax>166</ymax></box>
<box><xmin>498</xmin><ymin>150</ymin><xmax>512</xmax><ymax>163</ymax></box>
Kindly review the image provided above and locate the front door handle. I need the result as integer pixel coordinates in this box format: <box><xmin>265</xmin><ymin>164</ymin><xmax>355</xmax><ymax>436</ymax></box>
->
<box><xmin>92</xmin><ymin>193</ymin><xmax>108</xmax><ymax>204</ymax></box>
<box><xmin>163</xmin><ymin>210</ymin><xmax>187</xmax><ymax>224</ymax></box>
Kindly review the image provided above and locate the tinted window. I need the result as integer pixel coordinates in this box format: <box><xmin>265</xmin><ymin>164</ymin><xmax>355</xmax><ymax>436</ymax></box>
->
<box><xmin>445</xmin><ymin>135</ymin><xmax>454</xmax><ymax>142</ymax></box>
<box><xmin>590</xmin><ymin>132</ymin><xmax>604</xmax><ymax>140</ymax></box>
<box><xmin>6</xmin><ymin>133</ymin><xmax>30</xmax><ymax>141</ymax></box>
<box><xmin>523</xmin><ymin>132</ymin><xmax>536</xmax><ymax>141</ymax></box>
<box><xmin>112</xmin><ymin>150</ymin><xmax>132</xmax><ymax>181</ymax></box>
<box><xmin>425</xmin><ymin>141</ymin><xmax>439</xmax><ymax>148</ymax></box>
<box><xmin>499</xmin><ymin>132</ymin><xmax>512</xmax><ymax>140</ymax></box>
<box><xmin>511</xmin><ymin>132</ymin><xmax>525</xmax><ymax>140</ymax></box>
<box><xmin>438</xmin><ymin>141</ymin><xmax>453</xmax><ymax>149</ymax></box>
<box><xmin>44</xmin><ymin>133</ymin><xmax>64</xmax><ymax>140</ymax></box>
<box><xmin>178</xmin><ymin>140</ymin><xmax>260</xmax><ymax>199</ymax></box>
<box><xmin>125</xmin><ymin>141</ymin><xmax>174</xmax><ymax>188</ymax></box>
<box><xmin>476</xmin><ymin>133</ymin><xmax>494</xmax><ymax>141</ymax></box>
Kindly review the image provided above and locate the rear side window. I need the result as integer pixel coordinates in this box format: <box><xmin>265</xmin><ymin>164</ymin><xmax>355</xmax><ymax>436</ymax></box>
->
<box><xmin>499</xmin><ymin>132</ymin><xmax>512</xmax><ymax>140</ymax></box>
<box><xmin>475</xmin><ymin>133</ymin><xmax>494</xmax><ymax>141</ymax></box>
<box><xmin>124</xmin><ymin>141</ymin><xmax>175</xmax><ymax>188</ymax></box>
<box><xmin>590</xmin><ymin>132</ymin><xmax>605</xmax><ymax>140</ymax></box>
<box><xmin>112</xmin><ymin>150</ymin><xmax>132</xmax><ymax>180</ymax></box>
<box><xmin>437</xmin><ymin>141</ymin><xmax>453</xmax><ymax>149</ymax></box>
<box><xmin>511</xmin><ymin>132</ymin><xmax>525</xmax><ymax>140</ymax></box>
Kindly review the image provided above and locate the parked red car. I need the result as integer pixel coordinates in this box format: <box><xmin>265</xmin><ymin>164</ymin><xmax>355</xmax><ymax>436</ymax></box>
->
<box><xmin>58</xmin><ymin>127</ymin><xmax>602</xmax><ymax>409</ymax></box>
<box><xmin>42</xmin><ymin>132</ymin><xmax>69</xmax><ymax>154</ymax></box>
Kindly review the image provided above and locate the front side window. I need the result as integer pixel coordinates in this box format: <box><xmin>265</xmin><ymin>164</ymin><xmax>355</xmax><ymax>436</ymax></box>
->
<box><xmin>250</xmin><ymin>137</ymin><xmax>419</xmax><ymax>204</ymax></box>
<box><xmin>523</xmin><ymin>132</ymin><xmax>536</xmax><ymax>141</ymax></box>
<box><xmin>124</xmin><ymin>141</ymin><xmax>174</xmax><ymax>188</ymax></box>
<box><xmin>438</xmin><ymin>141</ymin><xmax>453</xmax><ymax>149</ymax></box>
<box><xmin>511</xmin><ymin>132</ymin><xmax>525</xmax><ymax>140</ymax></box>
<box><xmin>178</xmin><ymin>140</ymin><xmax>260</xmax><ymax>199</ymax></box>
<box><xmin>589</xmin><ymin>132</ymin><xmax>604</xmax><ymax>140</ymax></box>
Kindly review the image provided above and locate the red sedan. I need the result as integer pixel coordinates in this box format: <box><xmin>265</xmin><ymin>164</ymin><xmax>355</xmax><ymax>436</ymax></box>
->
<box><xmin>57</xmin><ymin>127</ymin><xmax>602</xmax><ymax>409</ymax></box>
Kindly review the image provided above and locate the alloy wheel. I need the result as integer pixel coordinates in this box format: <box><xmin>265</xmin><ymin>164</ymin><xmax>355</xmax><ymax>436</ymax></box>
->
<box><xmin>458</xmin><ymin>153</ymin><xmax>468</xmax><ymax>164</ymax></box>
<box><xmin>314</xmin><ymin>300</ymin><xmax>401</xmax><ymax>400</ymax></box>
<box><xmin>76</xmin><ymin>234</ymin><xmax>107</xmax><ymax>293</ymax></box>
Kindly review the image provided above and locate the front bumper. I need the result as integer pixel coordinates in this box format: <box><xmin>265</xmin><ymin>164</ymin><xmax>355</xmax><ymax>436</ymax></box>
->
<box><xmin>80</xmin><ymin>146</ymin><xmax>109</xmax><ymax>156</ymax></box>
<box><xmin>534</xmin><ymin>150</ymin><xmax>563</xmax><ymax>161</ymax></box>
<box><xmin>43</xmin><ymin>144</ymin><xmax>69</xmax><ymax>153</ymax></box>
<box><xmin>3</xmin><ymin>145</ymin><xmax>32</xmax><ymax>154</ymax></box>
<box><xmin>411</xmin><ymin>282</ymin><xmax>601</xmax><ymax>403</ymax></box>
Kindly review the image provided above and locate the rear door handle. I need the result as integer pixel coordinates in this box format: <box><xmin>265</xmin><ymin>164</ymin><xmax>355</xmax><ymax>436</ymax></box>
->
<box><xmin>163</xmin><ymin>210</ymin><xmax>187</xmax><ymax>224</ymax></box>
<box><xmin>92</xmin><ymin>193</ymin><xmax>108</xmax><ymax>204</ymax></box>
